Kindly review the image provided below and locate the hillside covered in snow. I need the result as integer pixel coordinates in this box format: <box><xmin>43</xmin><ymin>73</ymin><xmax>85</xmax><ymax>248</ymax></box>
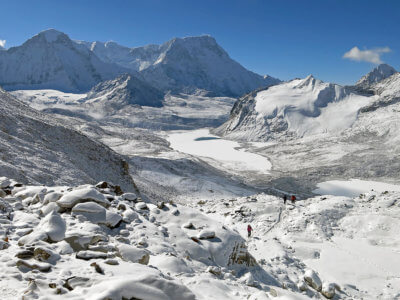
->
<box><xmin>0</xmin><ymin>87</ymin><xmax>136</xmax><ymax>192</ymax></box>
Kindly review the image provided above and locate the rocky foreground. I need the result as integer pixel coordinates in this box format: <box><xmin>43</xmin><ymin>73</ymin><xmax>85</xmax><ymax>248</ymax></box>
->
<box><xmin>0</xmin><ymin>176</ymin><xmax>313</xmax><ymax>300</ymax></box>
<box><xmin>2</xmin><ymin>175</ymin><xmax>398</xmax><ymax>299</ymax></box>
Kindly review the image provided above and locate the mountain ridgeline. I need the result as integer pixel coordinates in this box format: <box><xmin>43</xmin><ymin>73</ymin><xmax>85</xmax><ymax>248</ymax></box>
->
<box><xmin>0</xmin><ymin>29</ymin><xmax>280</xmax><ymax>99</ymax></box>
<box><xmin>215</xmin><ymin>64</ymin><xmax>399</xmax><ymax>141</ymax></box>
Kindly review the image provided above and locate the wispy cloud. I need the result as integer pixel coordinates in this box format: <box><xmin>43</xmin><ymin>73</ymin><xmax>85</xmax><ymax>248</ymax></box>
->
<box><xmin>343</xmin><ymin>46</ymin><xmax>391</xmax><ymax>64</ymax></box>
<box><xmin>0</xmin><ymin>40</ymin><xmax>5</xmax><ymax>48</ymax></box>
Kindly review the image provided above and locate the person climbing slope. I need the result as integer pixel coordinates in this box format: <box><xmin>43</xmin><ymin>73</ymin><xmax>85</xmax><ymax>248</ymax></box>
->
<box><xmin>291</xmin><ymin>195</ymin><xmax>296</xmax><ymax>204</ymax></box>
<box><xmin>283</xmin><ymin>194</ymin><xmax>287</xmax><ymax>204</ymax></box>
<box><xmin>247</xmin><ymin>224</ymin><xmax>253</xmax><ymax>238</ymax></box>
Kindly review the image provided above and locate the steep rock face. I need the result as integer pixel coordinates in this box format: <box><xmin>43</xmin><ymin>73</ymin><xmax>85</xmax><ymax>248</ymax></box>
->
<box><xmin>82</xmin><ymin>35</ymin><xmax>280</xmax><ymax>97</ymax></box>
<box><xmin>84</xmin><ymin>74</ymin><xmax>164</xmax><ymax>111</ymax></box>
<box><xmin>0</xmin><ymin>29</ymin><xmax>127</xmax><ymax>92</ymax></box>
<box><xmin>356</xmin><ymin>64</ymin><xmax>397</xmax><ymax>88</ymax></box>
<box><xmin>215</xmin><ymin>76</ymin><xmax>373</xmax><ymax>141</ymax></box>
<box><xmin>372</xmin><ymin>72</ymin><xmax>400</xmax><ymax>99</ymax></box>
<box><xmin>0</xmin><ymin>87</ymin><xmax>136</xmax><ymax>191</ymax></box>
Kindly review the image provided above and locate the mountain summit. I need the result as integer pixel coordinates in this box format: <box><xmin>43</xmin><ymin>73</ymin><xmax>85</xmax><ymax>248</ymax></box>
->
<box><xmin>0</xmin><ymin>29</ymin><xmax>127</xmax><ymax>92</ymax></box>
<box><xmin>81</xmin><ymin>35</ymin><xmax>281</xmax><ymax>97</ymax></box>
<box><xmin>356</xmin><ymin>63</ymin><xmax>397</xmax><ymax>88</ymax></box>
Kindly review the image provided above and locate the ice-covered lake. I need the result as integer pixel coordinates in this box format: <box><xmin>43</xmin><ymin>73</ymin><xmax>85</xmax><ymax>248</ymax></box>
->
<box><xmin>167</xmin><ymin>129</ymin><xmax>271</xmax><ymax>174</ymax></box>
<box><xmin>314</xmin><ymin>179</ymin><xmax>400</xmax><ymax>197</ymax></box>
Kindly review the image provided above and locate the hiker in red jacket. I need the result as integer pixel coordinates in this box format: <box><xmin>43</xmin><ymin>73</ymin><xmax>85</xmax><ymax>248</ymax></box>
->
<box><xmin>247</xmin><ymin>224</ymin><xmax>253</xmax><ymax>238</ymax></box>
<box><xmin>291</xmin><ymin>195</ymin><xmax>296</xmax><ymax>204</ymax></box>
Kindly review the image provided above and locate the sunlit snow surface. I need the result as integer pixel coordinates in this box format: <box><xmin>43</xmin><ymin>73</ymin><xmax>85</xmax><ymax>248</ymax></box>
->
<box><xmin>167</xmin><ymin>129</ymin><xmax>271</xmax><ymax>174</ymax></box>
<box><xmin>314</xmin><ymin>179</ymin><xmax>400</xmax><ymax>197</ymax></box>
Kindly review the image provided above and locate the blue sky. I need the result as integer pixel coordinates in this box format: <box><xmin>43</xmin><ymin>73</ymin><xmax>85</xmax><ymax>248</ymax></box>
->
<box><xmin>1</xmin><ymin>0</ymin><xmax>399</xmax><ymax>85</ymax></box>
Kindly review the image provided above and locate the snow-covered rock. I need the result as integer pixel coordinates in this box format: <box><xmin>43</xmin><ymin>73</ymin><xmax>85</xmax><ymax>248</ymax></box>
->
<box><xmin>57</xmin><ymin>187</ymin><xmax>110</xmax><ymax>209</ymax></box>
<box><xmin>71</xmin><ymin>202</ymin><xmax>106</xmax><ymax>223</ymax></box>
<box><xmin>41</xmin><ymin>211</ymin><xmax>66</xmax><ymax>242</ymax></box>
<box><xmin>103</xmin><ymin>210</ymin><xmax>122</xmax><ymax>228</ymax></box>
<box><xmin>304</xmin><ymin>269</ymin><xmax>322</xmax><ymax>292</ymax></box>
<box><xmin>321</xmin><ymin>282</ymin><xmax>336</xmax><ymax>299</ymax></box>
<box><xmin>197</xmin><ymin>229</ymin><xmax>216</xmax><ymax>240</ymax></box>
<box><xmin>116</xmin><ymin>244</ymin><xmax>150</xmax><ymax>265</ymax></box>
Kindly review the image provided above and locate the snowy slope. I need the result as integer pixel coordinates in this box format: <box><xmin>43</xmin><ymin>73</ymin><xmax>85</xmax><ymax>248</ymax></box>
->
<box><xmin>0</xmin><ymin>29</ymin><xmax>128</xmax><ymax>92</ymax></box>
<box><xmin>356</xmin><ymin>63</ymin><xmax>397</xmax><ymax>88</ymax></box>
<box><xmin>215</xmin><ymin>75</ymin><xmax>374</xmax><ymax>141</ymax></box>
<box><xmin>80</xmin><ymin>35</ymin><xmax>281</xmax><ymax>97</ymax></box>
<box><xmin>0</xmin><ymin>87</ymin><xmax>136</xmax><ymax>191</ymax></box>
<box><xmin>198</xmin><ymin>185</ymin><xmax>400</xmax><ymax>299</ymax></box>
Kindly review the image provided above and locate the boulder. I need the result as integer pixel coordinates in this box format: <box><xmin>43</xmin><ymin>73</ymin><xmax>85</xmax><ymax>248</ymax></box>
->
<box><xmin>71</xmin><ymin>202</ymin><xmax>106</xmax><ymax>224</ymax></box>
<box><xmin>228</xmin><ymin>242</ymin><xmax>257</xmax><ymax>267</ymax></box>
<box><xmin>103</xmin><ymin>210</ymin><xmax>122</xmax><ymax>228</ymax></box>
<box><xmin>135</xmin><ymin>202</ymin><xmax>148</xmax><ymax>210</ymax></box>
<box><xmin>16</xmin><ymin>260</ymin><xmax>51</xmax><ymax>272</ymax></box>
<box><xmin>14</xmin><ymin>187</ymin><xmax>47</xmax><ymax>199</ymax></box>
<box><xmin>122</xmin><ymin>209</ymin><xmax>138</xmax><ymax>223</ymax></box>
<box><xmin>34</xmin><ymin>246</ymin><xmax>60</xmax><ymax>263</ymax></box>
<box><xmin>42</xmin><ymin>212</ymin><xmax>66</xmax><ymax>242</ymax></box>
<box><xmin>122</xmin><ymin>193</ymin><xmax>137</xmax><ymax>201</ymax></box>
<box><xmin>43</xmin><ymin>192</ymin><xmax>63</xmax><ymax>204</ymax></box>
<box><xmin>15</xmin><ymin>249</ymin><xmax>35</xmax><ymax>259</ymax></box>
<box><xmin>0</xmin><ymin>240</ymin><xmax>9</xmax><ymax>250</ymax></box>
<box><xmin>76</xmin><ymin>250</ymin><xmax>108</xmax><ymax>260</ymax></box>
<box><xmin>41</xmin><ymin>202</ymin><xmax>61</xmax><ymax>216</ymax></box>
<box><xmin>182</xmin><ymin>222</ymin><xmax>195</xmax><ymax>229</ymax></box>
<box><xmin>57</xmin><ymin>187</ymin><xmax>110</xmax><ymax>209</ymax></box>
<box><xmin>64</xmin><ymin>233</ymin><xmax>107</xmax><ymax>252</ymax></box>
<box><xmin>207</xmin><ymin>266</ymin><xmax>222</xmax><ymax>276</ymax></box>
<box><xmin>304</xmin><ymin>269</ymin><xmax>322</xmax><ymax>292</ymax></box>
<box><xmin>197</xmin><ymin>230</ymin><xmax>215</xmax><ymax>240</ymax></box>
<box><xmin>0</xmin><ymin>177</ymin><xmax>11</xmax><ymax>189</ymax></box>
<box><xmin>116</xmin><ymin>244</ymin><xmax>150</xmax><ymax>265</ymax></box>
<box><xmin>321</xmin><ymin>282</ymin><xmax>335</xmax><ymax>299</ymax></box>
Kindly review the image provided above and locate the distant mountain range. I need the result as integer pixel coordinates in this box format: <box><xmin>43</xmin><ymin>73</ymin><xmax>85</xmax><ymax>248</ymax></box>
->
<box><xmin>0</xmin><ymin>29</ymin><xmax>280</xmax><ymax>97</ymax></box>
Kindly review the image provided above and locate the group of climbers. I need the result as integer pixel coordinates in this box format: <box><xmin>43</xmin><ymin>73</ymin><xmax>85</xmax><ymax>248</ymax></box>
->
<box><xmin>282</xmin><ymin>194</ymin><xmax>296</xmax><ymax>204</ymax></box>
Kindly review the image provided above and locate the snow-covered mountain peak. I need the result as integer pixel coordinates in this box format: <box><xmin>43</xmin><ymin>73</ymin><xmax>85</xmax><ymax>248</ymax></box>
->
<box><xmin>0</xmin><ymin>30</ymin><xmax>127</xmax><ymax>92</ymax></box>
<box><xmin>35</xmin><ymin>28</ymin><xmax>67</xmax><ymax>43</ymax></box>
<box><xmin>84</xmin><ymin>73</ymin><xmax>164</xmax><ymax>110</ymax></box>
<box><xmin>215</xmin><ymin>75</ymin><xmax>374</xmax><ymax>140</ymax></box>
<box><xmin>356</xmin><ymin>63</ymin><xmax>397</xmax><ymax>87</ymax></box>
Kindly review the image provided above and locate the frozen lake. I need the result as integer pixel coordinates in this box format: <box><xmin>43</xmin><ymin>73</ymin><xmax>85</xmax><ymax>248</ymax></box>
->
<box><xmin>167</xmin><ymin>129</ymin><xmax>271</xmax><ymax>174</ymax></box>
<box><xmin>314</xmin><ymin>179</ymin><xmax>400</xmax><ymax>197</ymax></box>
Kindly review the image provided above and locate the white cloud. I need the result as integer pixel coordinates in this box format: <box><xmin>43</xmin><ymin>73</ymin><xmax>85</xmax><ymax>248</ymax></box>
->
<box><xmin>343</xmin><ymin>46</ymin><xmax>391</xmax><ymax>64</ymax></box>
<box><xmin>0</xmin><ymin>40</ymin><xmax>5</xmax><ymax>48</ymax></box>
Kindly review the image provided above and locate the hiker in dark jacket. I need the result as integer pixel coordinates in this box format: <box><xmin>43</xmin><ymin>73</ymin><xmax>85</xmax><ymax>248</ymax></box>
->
<box><xmin>283</xmin><ymin>194</ymin><xmax>287</xmax><ymax>204</ymax></box>
<box><xmin>247</xmin><ymin>224</ymin><xmax>253</xmax><ymax>238</ymax></box>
